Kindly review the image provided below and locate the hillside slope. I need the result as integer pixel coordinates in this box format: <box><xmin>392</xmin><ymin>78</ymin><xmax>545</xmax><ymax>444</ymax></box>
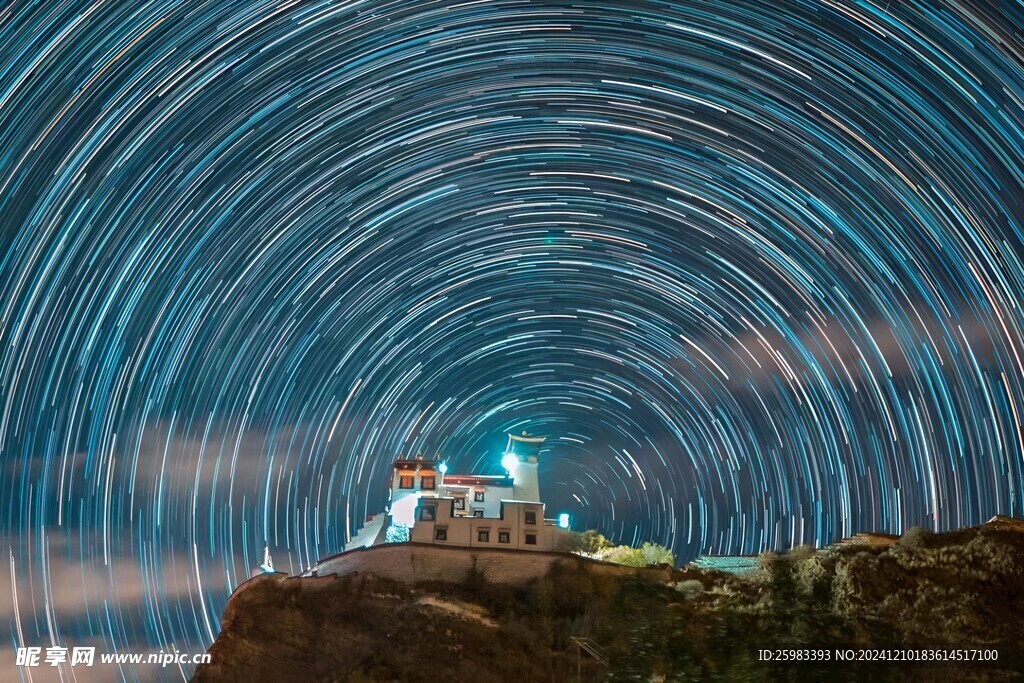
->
<box><xmin>193</xmin><ymin>521</ymin><xmax>1024</xmax><ymax>682</ymax></box>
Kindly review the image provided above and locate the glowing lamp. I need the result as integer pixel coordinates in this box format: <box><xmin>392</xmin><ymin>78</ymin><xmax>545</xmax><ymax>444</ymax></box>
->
<box><xmin>558</xmin><ymin>513</ymin><xmax>570</xmax><ymax>529</ymax></box>
<box><xmin>501</xmin><ymin>454</ymin><xmax>518</xmax><ymax>472</ymax></box>
<box><xmin>438</xmin><ymin>462</ymin><xmax>448</xmax><ymax>475</ymax></box>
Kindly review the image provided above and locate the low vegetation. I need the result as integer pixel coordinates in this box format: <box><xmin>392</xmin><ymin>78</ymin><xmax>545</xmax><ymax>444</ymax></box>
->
<box><xmin>561</xmin><ymin>529</ymin><xmax>676</xmax><ymax>567</ymax></box>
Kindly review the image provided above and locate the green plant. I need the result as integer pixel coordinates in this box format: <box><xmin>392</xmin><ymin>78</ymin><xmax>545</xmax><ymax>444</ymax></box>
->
<box><xmin>562</xmin><ymin>529</ymin><xmax>614</xmax><ymax>555</ymax></box>
<box><xmin>640</xmin><ymin>542</ymin><xmax>675</xmax><ymax>567</ymax></box>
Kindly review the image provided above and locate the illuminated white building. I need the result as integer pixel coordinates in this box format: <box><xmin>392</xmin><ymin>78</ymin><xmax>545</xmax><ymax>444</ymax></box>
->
<box><xmin>383</xmin><ymin>432</ymin><xmax>567</xmax><ymax>552</ymax></box>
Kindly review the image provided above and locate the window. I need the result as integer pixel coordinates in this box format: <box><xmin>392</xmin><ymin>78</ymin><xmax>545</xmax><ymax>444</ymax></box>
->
<box><xmin>399</xmin><ymin>476</ymin><xmax>414</xmax><ymax>489</ymax></box>
<box><xmin>478</xmin><ymin>529</ymin><xmax>490</xmax><ymax>542</ymax></box>
<box><xmin>473</xmin><ymin>509</ymin><xmax>484</xmax><ymax>518</ymax></box>
<box><xmin>524</xmin><ymin>510</ymin><xmax>537</xmax><ymax>525</ymax></box>
<box><xmin>525</xmin><ymin>534</ymin><xmax>537</xmax><ymax>545</ymax></box>
<box><xmin>419</xmin><ymin>505</ymin><xmax>436</xmax><ymax>522</ymax></box>
<box><xmin>435</xmin><ymin>527</ymin><xmax>447</xmax><ymax>541</ymax></box>
<box><xmin>454</xmin><ymin>497</ymin><xmax>465</xmax><ymax>510</ymax></box>
<box><xmin>474</xmin><ymin>491</ymin><xmax>485</xmax><ymax>502</ymax></box>
<box><xmin>421</xmin><ymin>476</ymin><xmax>436</xmax><ymax>490</ymax></box>
<box><xmin>498</xmin><ymin>531</ymin><xmax>510</xmax><ymax>544</ymax></box>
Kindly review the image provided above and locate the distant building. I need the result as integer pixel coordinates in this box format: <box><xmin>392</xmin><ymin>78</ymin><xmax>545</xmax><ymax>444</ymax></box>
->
<box><xmin>383</xmin><ymin>431</ymin><xmax>567</xmax><ymax>552</ymax></box>
<box><xmin>691</xmin><ymin>555</ymin><xmax>760</xmax><ymax>577</ymax></box>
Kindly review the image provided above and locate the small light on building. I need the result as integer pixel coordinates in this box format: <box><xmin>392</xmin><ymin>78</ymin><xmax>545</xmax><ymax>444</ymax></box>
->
<box><xmin>501</xmin><ymin>454</ymin><xmax>517</xmax><ymax>472</ymax></box>
<box><xmin>558</xmin><ymin>513</ymin><xmax>570</xmax><ymax>529</ymax></box>
<box><xmin>439</xmin><ymin>462</ymin><xmax>448</xmax><ymax>475</ymax></box>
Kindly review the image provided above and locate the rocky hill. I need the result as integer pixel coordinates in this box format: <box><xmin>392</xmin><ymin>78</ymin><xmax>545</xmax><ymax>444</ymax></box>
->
<box><xmin>193</xmin><ymin>518</ymin><xmax>1023</xmax><ymax>682</ymax></box>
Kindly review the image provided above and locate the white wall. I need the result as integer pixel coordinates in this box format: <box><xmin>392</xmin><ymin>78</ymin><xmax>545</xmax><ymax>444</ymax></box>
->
<box><xmin>389</xmin><ymin>490</ymin><xmax>420</xmax><ymax>527</ymax></box>
<box><xmin>437</xmin><ymin>483</ymin><xmax>513</xmax><ymax>519</ymax></box>
<box><xmin>509</xmin><ymin>461</ymin><xmax>540</xmax><ymax>503</ymax></box>
<box><xmin>388</xmin><ymin>464</ymin><xmax>440</xmax><ymax>528</ymax></box>
<box><xmin>410</xmin><ymin>498</ymin><xmax>566</xmax><ymax>551</ymax></box>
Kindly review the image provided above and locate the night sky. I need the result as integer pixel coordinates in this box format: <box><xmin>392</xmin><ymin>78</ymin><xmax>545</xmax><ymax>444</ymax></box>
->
<box><xmin>3</xmin><ymin>0</ymin><xmax>1024</xmax><ymax>679</ymax></box>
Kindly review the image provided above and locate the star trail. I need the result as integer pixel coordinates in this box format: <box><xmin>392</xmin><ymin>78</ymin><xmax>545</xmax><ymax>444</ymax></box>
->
<box><xmin>2</xmin><ymin>0</ymin><xmax>1024</xmax><ymax>678</ymax></box>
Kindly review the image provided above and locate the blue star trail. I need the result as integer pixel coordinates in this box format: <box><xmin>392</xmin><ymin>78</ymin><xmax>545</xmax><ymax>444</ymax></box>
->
<box><xmin>2</xmin><ymin>0</ymin><xmax>1024</xmax><ymax>678</ymax></box>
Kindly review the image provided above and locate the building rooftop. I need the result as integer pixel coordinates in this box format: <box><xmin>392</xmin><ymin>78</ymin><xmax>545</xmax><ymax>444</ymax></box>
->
<box><xmin>393</xmin><ymin>458</ymin><xmax>439</xmax><ymax>469</ymax></box>
<box><xmin>508</xmin><ymin>432</ymin><xmax>547</xmax><ymax>444</ymax></box>
<box><xmin>441</xmin><ymin>474</ymin><xmax>514</xmax><ymax>487</ymax></box>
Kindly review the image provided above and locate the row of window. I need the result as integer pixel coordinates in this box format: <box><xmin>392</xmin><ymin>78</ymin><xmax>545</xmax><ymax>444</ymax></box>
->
<box><xmin>433</xmin><ymin>528</ymin><xmax>537</xmax><ymax>545</ymax></box>
<box><xmin>420</xmin><ymin>506</ymin><xmax>485</xmax><ymax>521</ymax></box>
<box><xmin>419</xmin><ymin>506</ymin><xmax>537</xmax><ymax>524</ymax></box>
<box><xmin>398</xmin><ymin>477</ymin><xmax>490</xmax><ymax>503</ymax></box>
<box><xmin>456</xmin><ymin>492</ymin><xmax>488</xmax><ymax>504</ymax></box>
<box><xmin>399</xmin><ymin>475</ymin><xmax>435</xmax><ymax>490</ymax></box>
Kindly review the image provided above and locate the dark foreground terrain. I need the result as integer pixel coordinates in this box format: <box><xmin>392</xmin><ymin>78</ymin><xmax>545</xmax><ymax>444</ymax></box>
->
<box><xmin>194</xmin><ymin>518</ymin><xmax>1023</xmax><ymax>682</ymax></box>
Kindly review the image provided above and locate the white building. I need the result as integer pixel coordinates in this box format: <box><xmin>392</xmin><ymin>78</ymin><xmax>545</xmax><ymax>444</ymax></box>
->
<box><xmin>383</xmin><ymin>432</ymin><xmax>567</xmax><ymax>552</ymax></box>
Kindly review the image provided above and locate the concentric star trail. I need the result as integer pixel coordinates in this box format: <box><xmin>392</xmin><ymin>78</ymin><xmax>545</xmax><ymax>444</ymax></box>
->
<box><xmin>2</xmin><ymin>0</ymin><xmax>1024</xmax><ymax>678</ymax></box>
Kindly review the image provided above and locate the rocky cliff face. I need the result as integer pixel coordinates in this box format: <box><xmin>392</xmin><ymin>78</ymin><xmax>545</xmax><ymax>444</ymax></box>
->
<box><xmin>192</xmin><ymin>556</ymin><xmax>632</xmax><ymax>682</ymax></box>
<box><xmin>194</xmin><ymin>520</ymin><xmax>1024</xmax><ymax>682</ymax></box>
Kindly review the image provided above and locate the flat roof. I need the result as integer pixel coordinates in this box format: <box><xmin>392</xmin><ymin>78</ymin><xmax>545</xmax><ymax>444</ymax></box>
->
<box><xmin>508</xmin><ymin>432</ymin><xmax>546</xmax><ymax>443</ymax></box>
<box><xmin>442</xmin><ymin>475</ymin><xmax>513</xmax><ymax>486</ymax></box>
<box><xmin>393</xmin><ymin>459</ymin><xmax>439</xmax><ymax>468</ymax></box>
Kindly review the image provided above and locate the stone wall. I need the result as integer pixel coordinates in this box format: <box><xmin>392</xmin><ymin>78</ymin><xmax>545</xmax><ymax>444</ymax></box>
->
<box><xmin>304</xmin><ymin>542</ymin><xmax>668</xmax><ymax>587</ymax></box>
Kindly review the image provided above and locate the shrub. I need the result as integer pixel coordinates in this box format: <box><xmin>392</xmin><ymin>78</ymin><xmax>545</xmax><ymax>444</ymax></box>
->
<box><xmin>830</xmin><ymin>561</ymin><xmax>852</xmax><ymax>615</ymax></box>
<box><xmin>596</xmin><ymin>542</ymin><xmax>675</xmax><ymax>568</ymax></box>
<box><xmin>640</xmin><ymin>542</ymin><xmax>675</xmax><ymax>567</ymax></box>
<box><xmin>599</xmin><ymin>545</ymin><xmax>646</xmax><ymax>567</ymax></box>
<box><xmin>385</xmin><ymin>523</ymin><xmax>409</xmax><ymax>543</ymax></box>
<box><xmin>675</xmin><ymin>579</ymin><xmax>704</xmax><ymax>600</ymax></box>
<box><xmin>792</xmin><ymin>553</ymin><xmax>829</xmax><ymax>601</ymax></box>
<box><xmin>898</xmin><ymin>526</ymin><xmax>932</xmax><ymax>550</ymax></box>
<box><xmin>562</xmin><ymin>529</ymin><xmax>614</xmax><ymax>556</ymax></box>
<box><xmin>753</xmin><ymin>551</ymin><xmax>779</xmax><ymax>585</ymax></box>
<box><xmin>787</xmin><ymin>545</ymin><xmax>817</xmax><ymax>563</ymax></box>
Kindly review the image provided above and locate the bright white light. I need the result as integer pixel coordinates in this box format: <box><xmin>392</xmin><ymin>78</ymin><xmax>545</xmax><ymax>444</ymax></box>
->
<box><xmin>558</xmin><ymin>513</ymin><xmax>570</xmax><ymax>529</ymax></box>
<box><xmin>501</xmin><ymin>454</ymin><xmax>518</xmax><ymax>472</ymax></box>
<box><xmin>439</xmin><ymin>462</ymin><xmax>448</xmax><ymax>475</ymax></box>
<box><xmin>391</xmin><ymin>492</ymin><xmax>421</xmax><ymax>527</ymax></box>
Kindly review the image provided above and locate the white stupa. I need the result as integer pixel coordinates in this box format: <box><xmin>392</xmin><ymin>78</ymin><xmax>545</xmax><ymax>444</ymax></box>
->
<box><xmin>255</xmin><ymin>545</ymin><xmax>275</xmax><ymax>575</ymax></box>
